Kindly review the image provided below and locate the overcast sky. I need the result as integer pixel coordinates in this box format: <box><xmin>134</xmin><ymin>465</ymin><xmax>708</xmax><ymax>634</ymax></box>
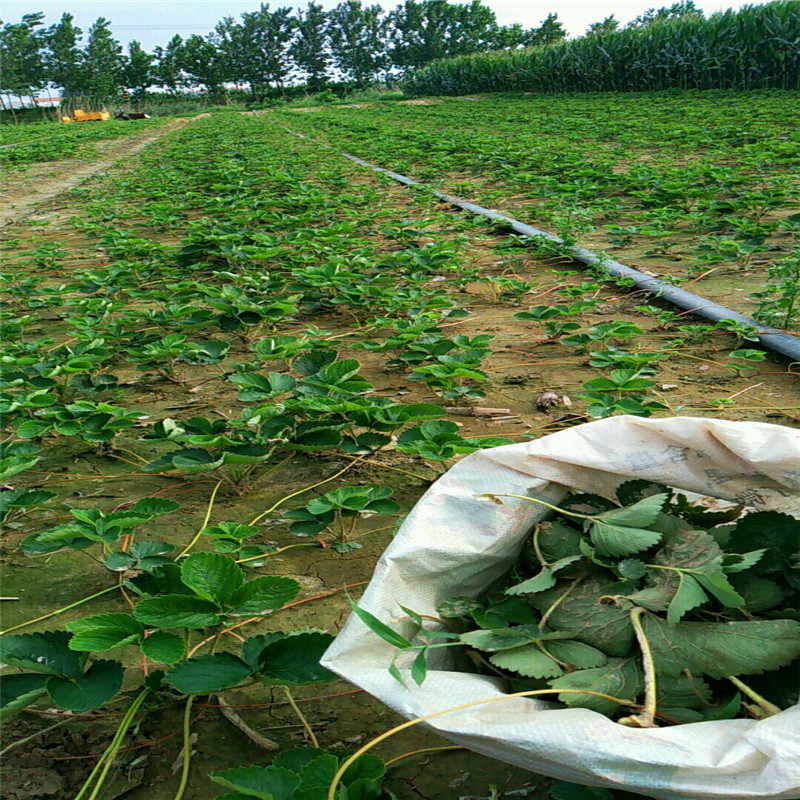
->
<box><xmin>2</xmin><ymin>0</ymin><xmax>765</xmax><ymax>50</ymax></box>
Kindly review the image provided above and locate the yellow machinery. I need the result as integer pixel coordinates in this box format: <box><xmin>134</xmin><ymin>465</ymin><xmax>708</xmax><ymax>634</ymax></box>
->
<box><xmin>61</xmin><ymin>109</ymin><xmax>111</xmax><ymax>123</ymax></box>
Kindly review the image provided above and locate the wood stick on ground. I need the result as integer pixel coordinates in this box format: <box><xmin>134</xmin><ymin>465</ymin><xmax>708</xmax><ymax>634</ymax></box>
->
<box><xmin>444</xmin><ymin>406</ymin><xmax>513</xmax><ymax>417</ymax></box>
<box><xmin>216</xmin><ymin>694</ymin><xmax>279</xmax><ymax>751</ymax></box>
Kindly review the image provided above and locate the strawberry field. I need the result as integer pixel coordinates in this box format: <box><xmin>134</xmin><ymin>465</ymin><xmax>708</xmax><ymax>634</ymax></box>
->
<box><xmin>1</xmin><ymin>97</ymin><xmax>799</xmax><ymax>800</ymax></box>
<box><xmin>1</xmin><ymin>117</ymin><xmax>164</xmax><ymax>167</ymax></box>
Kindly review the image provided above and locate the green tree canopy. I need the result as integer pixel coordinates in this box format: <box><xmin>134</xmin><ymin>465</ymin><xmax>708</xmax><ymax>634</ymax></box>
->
<box><xmin>122</xmin><ymin>40</ymin><xmax>153</xmax><ymax>97</ymax></box>
<box><xmin>587</xmin><ymin>16</ymin><xmax>620</xmax><ymax>35</ymax></box>
<box><xmin>43</xmin><ymin>12</ymin><xmax>83</xmax><ymax>96</ymax></box>
<box><xmin>0</xmin><ymin>12</ymin><xmax>46</xmax><ymax>98</ymax></box>
<box><xmin>388</xmin><ymin>0</ymin><xmax>500</xmax><ymax>71</ymax></box>
<box><xmin>290</xmin><ymin>2</ymin><xmax>329</xmax><ymax>91</ymax></box>
<box><xmin>327</xmin><ymin>0</ymin><xmax>388</xmax><ymax>87</ymax></box>
<box><xmin>153</xmin><ymin>34</ymin><xmax>185</xmax><ymax>93</ymax></box>
<box><xmin>179</xmin><ymin>34</ymin><xmax>228</xmax><ymax>94</ymax></box>
<box><xmin>82</xmin><ymin>17</ymin><xmax>124</xmax><ymax>99</ymax></box>
<box><xmin>628</xmin><ymin>1</ymin><xmax>704</xmax><ymax>28</ymax></box>
<box><xmin>530</xmin><ymin>13</ymin><xmax>566</xmax><ymax>46</ymax></box>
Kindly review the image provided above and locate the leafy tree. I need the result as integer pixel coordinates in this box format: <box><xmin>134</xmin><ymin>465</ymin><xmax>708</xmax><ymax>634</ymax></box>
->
<box><xmin>122</xmin><ymin>40</ymin><xmax>153</xmax><ymax>98</ymax></box>
<box><xmin>389</xmin><ymin>0</ymin><xmax>499</xmax><ymax>71</ymax></box>
<box><xmin>213</xmin><ymin>16</ymin><xmax>247</xmax><ymax>90</ymax></box>
<box><xmin>291</xmin><ymin>2</ymin><xmax>329</xmax><ymax>91</ymax></box>
<box><xmin>628</xmin><ymin>1</ymin><xmax>704</xmax><ymax>28</ymax></box>
<box><xmin>246</xmin><ymin>3</ymin><xmax>296</xmax><ymax>93</ymax></box>
<box><xmin>327</xmin><ymin>0</ymin><xmax>388</xmax><ymax>88</ymax></box>
<box><xmin>487</xmin><ymin>12</ymin><xmax>566</xmax><ymax>50</ymax></box>
<box><xmin>587</xmin><ymin>15</ymin><xmax>620</xmax><ymax>35</ymax></box>
<box><xmin>82</xmin><ymin>17</ymin><xmax>124</xmax><ymax>100</ymax></box>
<box><xmin>530</xmin><ymin>13</ymin><xmax>566</xmax><ymax>46</ymax></box>
<box><xmin>43</xmin><ymin>13</ymin><xmax>83</xmax><ymax>96</ymax></box>
<box><xmin>179</xmin><ymin>34</ymin><xmax>228</xmax><ymax>95</ymax></box>
<box><xmin>214</xmin><ymin>5</ymin><xmax>296</xmax><ymax>98</ymax></box>
<box><xmin>0</xmin><ymin>13</ymin><xmax>46</xmax><ymax>102</ymax></box>
<box><xmin>153</xmin><ymin>34</ymin><xmax>185</xmax><ymax>93</ymax></box>
<box><xmin>490</xmin><ymin>22</ymin><xmax>535</xmax><ymax>49</ymax></box>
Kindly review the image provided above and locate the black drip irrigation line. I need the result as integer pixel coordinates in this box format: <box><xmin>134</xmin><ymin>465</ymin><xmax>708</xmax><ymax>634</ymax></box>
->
<box><xmin>284</xmin><ymin>124</ymin><xmax>800</xmax><ymax>366</ymax></box>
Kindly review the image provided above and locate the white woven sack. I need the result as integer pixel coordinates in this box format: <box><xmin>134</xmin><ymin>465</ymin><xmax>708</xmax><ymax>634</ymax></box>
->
<box><xmin>322</xmin><ymin>416</ymin><xmax>800</xmax><ymax>800</ymax></box>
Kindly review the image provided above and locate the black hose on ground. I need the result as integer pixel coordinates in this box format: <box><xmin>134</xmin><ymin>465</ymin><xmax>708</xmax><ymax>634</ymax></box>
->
<box><xmin>288</xmin><ymin>126</ymin><xmax>800</xmax><ymax>365</ymax></box>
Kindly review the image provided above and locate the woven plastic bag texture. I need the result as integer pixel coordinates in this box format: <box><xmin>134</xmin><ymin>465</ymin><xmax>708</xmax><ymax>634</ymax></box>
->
<box><xmin>322</xmin><ymin>416</ymin><xmax>800</xmax><ymax>800</ymax></box>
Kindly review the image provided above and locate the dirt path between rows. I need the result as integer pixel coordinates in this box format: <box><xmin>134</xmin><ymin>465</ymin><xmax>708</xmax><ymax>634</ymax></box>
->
<box><xmin>0</xmin><ymin>118</ymin><xmax>196</xmax><ymax>229</ymax></box>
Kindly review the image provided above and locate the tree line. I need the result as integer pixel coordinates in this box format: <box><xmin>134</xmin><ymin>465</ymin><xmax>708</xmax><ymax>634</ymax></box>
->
<box><xmin>0</xmin><ymin>0</ymin><xmax>570</xmax><ymax>102</ymax></box>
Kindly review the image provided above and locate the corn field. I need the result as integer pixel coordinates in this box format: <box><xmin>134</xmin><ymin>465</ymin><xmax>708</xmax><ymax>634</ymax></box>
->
<box><xmin>403</xmin><ymin>2</ymin><xmax>800</xmax><ymax>95</ymax></box>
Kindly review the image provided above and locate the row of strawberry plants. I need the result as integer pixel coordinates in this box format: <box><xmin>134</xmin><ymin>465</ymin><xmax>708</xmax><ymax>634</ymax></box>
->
<box><xmin>1</xmin><ymin>117</ymin><xmax>165</xmax><ymax>166</ymax></box>
<box><xmin>277</xmin><ymin>92</ymin><xmax>800</xmax><ymax>328</ymax></box>
<box><xmin>0</xmin><ymin>112</ymin><xmax>534</xmax><ymax>799</ymax></box>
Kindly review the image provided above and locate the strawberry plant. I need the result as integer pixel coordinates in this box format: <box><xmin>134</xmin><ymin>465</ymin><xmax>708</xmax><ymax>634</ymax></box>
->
<box><xmin>127</xmin><ymin>335</ymin><xmax>229</xmax><ymax>381</ymax></box>
<box><xmin>13</xmin><ymin>401</ymin><xmax>147</xmax><ymax>448</ymax></box>
<box><xmin>578</xmin><ymin>370</ymin><xmax>665</xmax><ymax>419</ymax></box>
<box><xmin>0</xmin><ymin>485</ymin><xmax>56</xmax><ymax>527</ymax></box>
<box><xmin>21</xmin><ymin>497</ymin><xmax>180</xmax><ymax>557</ymax></box>
<box><xmin>0</xmin><ymin>630</ymin><xmax>125</xmax><ymax>715</ymax></box>
<box><xmin>409</xmin><ymin>357</ymin><xmax>489</xmax><ymax>402</ymax></box>
<box><xmin>753</xmin><ymin>248</ymin><xmax>800</xmax><ymax>329</ymax></box>
<box><xmin>200</xmin><ymin>521</ymin><xmax>272</xmax><ymax>563</ymax></box>
<box><xmin>209</xmin><ymin>749</ymin><xmax>389</xmax><ymax>800</ymax></box>
<box><xmin>142</xmin><ymin>417</ymin><xmax>277</xmax><ymax>490</ymax></box>
<box><xmin>1</xmin><ymin>551</ymin><xmax>336</xmax><ymax>798</ymax></box>
<box><xmin>284</xmin><ymin>486</ymin><xmax>400</xmax><ymax>552</ymax></box>
<box><xmin>396</xmin><ymin>421</ymin><xmax>511</xmax><ymax>463</ymax></box>
<box><xmin>725</xmin><ymin>349</ymin><xmax>767</xmax><ymax>377</ymax></box>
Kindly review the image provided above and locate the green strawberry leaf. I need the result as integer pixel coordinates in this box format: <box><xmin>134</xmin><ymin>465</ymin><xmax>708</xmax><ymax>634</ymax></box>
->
<box><xmin>210</xmin><ymin>765</ymin><xmax>300</xmax><ymax>800</ymax></box>
<box><xmin>549</xmin><ymin>657</ymin><xmax>643</xmax><ymax>715</ymax></box>
<box><xmin>694</xmin><ymin>569</ymin><xmax>745</xmax><ymax>608</ymax></box>
<box><xmin>229</xmin><ymin>576</ymin><xmax>301</xmax><ymax>616</ymax></box>
<box><xmin>666</xmin><ymin>573</ymin><xmax>708</xmax><ymax>624</ymax></box>
<box><xmin>656</xmin><ymin>672</ymin><xmax>712</xmax><ymax>710</ymax></box>
<box><xmin>141</xmin><ymin>631</ymin><xmax>185</xmax><ymax>664</ymax></box>
<box><xmin>642</xmin><ymin>616</ymin><xmax>800</xmax><ymax>678</ymax></box>
<box><xmin>165</xmin><ymin>653</ymin><xmax>254</xmax><ymax>694</ymax></box>
<box><xmin>0</xmin><ymin>630</ymin><xmax>81</xmax><ymax>677</ymax></box>
<box><xmin>721</xmin><ymin>549</ymin><xmax>767</xmax><ymax>573</ymax></box>
<box><xmin>728</xmin><ymin>511</ymin><xmax>800</xmax><ymax>575</ymax></box>
<box><xmin>489</xmin><ymin>644</ymin><xmax>563</xmax><ymax>678</ymax></box>
<box><xmin>0</xmin><ymin>673</ymin><xmax>49</xmax><ymax>720</ymax></box>
<box><xmin>460</xmin><ymin>626</ymin><xmax>569</xmax><ymax>652</ymax></box>
<box><xmin>66</xmin><ymin>613</ymin><xmax>144</xmax><ymax>652</ymax></box>
<box><xmin>46</xmin><ymin>659</ymin><xmax>123</xmax><ymax>711</ymax></box>
<box><xmin>543</xmin><ymin>640</ymin><xmax>608</xmax><ymax>670</ymax></box>
<box><xmin>530</xmin><ymin>578</ymin><xmax>634</xmax><ymax>657</ymax></box>
<box><xmin>594</xmin><ymin>493</ymin><xmax>668</xmax><ymax>528</ymax></box>
<box><xmin>589</xmin><ymin>520</ymin><xmax>662</xmax><ymax>558</ymax></box>
<box><xmin>181</xmin><ymin>552</ymin><xmax>245</xmax><ymax>607</ymax></box>
<box><xmin>618</xmin><ymin>559</ymin><xmax>647</xmax><ymax>580</ymax></box>
<box><xmin>258</xmin><ymin>631</ymin><xmax>336</xmax><ymax>685</ymax></box>
<box><xmin>133</xmin><ymin>595</ymin><xmax>221</xmax><ymax>629</ymax></box>
<box><xmin>505</xmin><ymin>555</ymin><xmax>582</xmax><ymax>596</ymax></box>
<box><xmin>729</xmin><ymin>574</ymin><xmax>785</xmax><ymax>612</ymax></box>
